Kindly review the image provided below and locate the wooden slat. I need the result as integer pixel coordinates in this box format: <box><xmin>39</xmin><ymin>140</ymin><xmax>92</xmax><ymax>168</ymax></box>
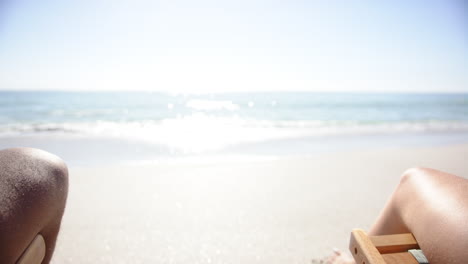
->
<box><xmin>369</xmin><ymin>233</ymin><xmax>419</xmax><ymax>254</ymax></box>
<box><xmin>349</xmin><ymin>229</ymin><xmax>386</xmax><ymax>264</ymax></box>
<box><xmin>382</xmin><ymin>252</ymin><xmax>419</xmax><ymax>264</ymax></box>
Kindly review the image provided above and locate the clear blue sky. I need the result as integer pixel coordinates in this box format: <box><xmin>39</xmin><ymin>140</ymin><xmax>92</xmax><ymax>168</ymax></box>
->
<box><xmin>0</xmin><ymin>0</ymin><xmax>466</xmax><ymax>93</ymax></box>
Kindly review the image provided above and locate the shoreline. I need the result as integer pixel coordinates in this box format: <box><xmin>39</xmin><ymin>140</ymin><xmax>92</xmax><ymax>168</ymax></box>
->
<box><xmin>1</xmin><ymin>130</ymin><xmax>468</xmax><ymax>166</ymax></box>
<box><xmin>51</xmin><ymin>143</ymin><xmax>468</xmax><ymax>263</ymax></box>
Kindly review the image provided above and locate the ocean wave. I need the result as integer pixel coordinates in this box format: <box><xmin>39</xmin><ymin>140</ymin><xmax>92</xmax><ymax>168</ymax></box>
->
<box><xmin>1</xmin><ymin>117</ymin><xmax>468</xmax><ymax>153</ymax></box>
<box><xmin>2</xmin><ymin>119</ymin><xmax>468</xmax><ymax>136</ymax></box>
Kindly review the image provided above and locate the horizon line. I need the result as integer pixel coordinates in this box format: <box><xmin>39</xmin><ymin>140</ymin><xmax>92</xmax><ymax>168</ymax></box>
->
<box><xmin>0</xmin><ymin>89</ymin><xmax>467</xmax><ymax>95</ymax></box>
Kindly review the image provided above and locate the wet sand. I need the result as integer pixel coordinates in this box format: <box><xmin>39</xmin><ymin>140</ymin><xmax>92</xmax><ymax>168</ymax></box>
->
<box><xmin>51</xmin><ymin>143</ymin><xmax>468</xmax><ymax>263</ymax></box>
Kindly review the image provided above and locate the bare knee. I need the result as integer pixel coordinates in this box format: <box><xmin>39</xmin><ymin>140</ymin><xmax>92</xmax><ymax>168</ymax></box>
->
<box><xmin>0</xmin><ymin>148</ymin><xmax>68</xmax><ymax>263</ymax></box>
<box><xmin>400</xmin><ymin>167</ymin><xmax>434</xmax><ymax>184</ymax></box>
<box><xmin>399</xmin><ymin>166</ymin><xmax>466</xmax><ymax>196</ymax></box>
<box><xmin>0</xmin><ymin>148</ymin><xmax>68</xmax><ymax>214</ymax></box>
<box><xmin>396</xmin><ymin>167</ymin><xmax>451</xmax><ymax>198</ymax></box>
<box><xmin>395</xmin><ymin>167</ymin><xmax>452</xmax><ymax>216</ymax></box>
<box><xmin>396</xmin><ymin>167</ymin><xmax>468</xmax><ymax>263</ymax></box>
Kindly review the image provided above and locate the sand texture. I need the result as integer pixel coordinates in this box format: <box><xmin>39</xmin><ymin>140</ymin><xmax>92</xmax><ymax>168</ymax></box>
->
<box><xmin>51</xmin><ymin>144</ymin><xmax>468</xmax><ymax>263</ymax></box>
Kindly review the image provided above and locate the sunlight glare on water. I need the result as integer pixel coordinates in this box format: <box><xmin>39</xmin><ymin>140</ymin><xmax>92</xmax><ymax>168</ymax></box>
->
<box><xmin>185</xmin><ymin>99</ymin><xmax>240</xmax><ymax>111</ymax></box>
<box><xmin>1</xmin><ymin>92</ymin><xmax>468</xmax><ymax>156</ymax></box>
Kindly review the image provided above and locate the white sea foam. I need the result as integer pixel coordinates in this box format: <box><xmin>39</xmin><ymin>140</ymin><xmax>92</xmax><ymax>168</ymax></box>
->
<box><xmin>2</xmin><ymin>115</ymin><xmax>468</xmax><ymax>153</ymax></box>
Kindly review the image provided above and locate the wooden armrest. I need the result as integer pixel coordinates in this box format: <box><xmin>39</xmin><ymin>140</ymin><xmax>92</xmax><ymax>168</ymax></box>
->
<box><xmin>349</xmin><ymin>229</ymin><xmax>421</xmax><ymax>264</ymax></box>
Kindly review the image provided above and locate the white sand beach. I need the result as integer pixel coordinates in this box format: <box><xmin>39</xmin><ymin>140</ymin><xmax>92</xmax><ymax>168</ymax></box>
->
<box><xmin>51</xmin><ymin>143</ymin><xmax>468</xmax><ymax>264</ymax></box>
<box><xmin>2</xmin><ymin>0</ymin><xmax>467</xmax><ymax>262</ymax></box>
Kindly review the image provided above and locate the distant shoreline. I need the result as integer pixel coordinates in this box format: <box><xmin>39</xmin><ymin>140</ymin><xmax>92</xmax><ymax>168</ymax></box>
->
<box><xmin>1</xmin><ymin>130</ymin><xmax>467</xmax><ymax>166</ymax></box>
<box><xmin>1</xmin><ymin>90</ymin><xmax>468</xmax><ymax>95</ymax></box>
<box><xmin>2</xmin><ymin>91</ymin><xmax>467</xmax><ymax>165</ymax></box>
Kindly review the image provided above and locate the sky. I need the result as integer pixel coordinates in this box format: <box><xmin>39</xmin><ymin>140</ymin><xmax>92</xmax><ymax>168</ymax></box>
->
<box><xmin>0</xmin><ymin>0</ymin><xmax>466</xmax><ymax>93</ymax></box>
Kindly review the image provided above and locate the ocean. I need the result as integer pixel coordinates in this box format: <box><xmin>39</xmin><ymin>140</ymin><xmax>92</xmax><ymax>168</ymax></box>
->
<box><xmin>1</xmin><ymin>91</ymin><xmax>468</xmax><ymax>165</ymax></box>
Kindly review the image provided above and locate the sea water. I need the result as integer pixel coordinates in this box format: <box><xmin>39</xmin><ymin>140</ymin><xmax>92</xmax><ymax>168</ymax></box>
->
<box><xmin>1</xmin><ymin>91</ymin><xmax>467</xmax><ymax>164</ymax></box>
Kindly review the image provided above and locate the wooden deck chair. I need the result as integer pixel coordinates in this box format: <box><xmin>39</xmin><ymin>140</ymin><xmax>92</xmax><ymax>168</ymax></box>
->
<box><xmin>16</xmin><ymin>234</ymin><xmax>46</xmax><ymax>264</ymax></box>
<box><xmin>349</xmin><ymin>229</ymin><xmax>429</xmax><ymax>264</ymax></box>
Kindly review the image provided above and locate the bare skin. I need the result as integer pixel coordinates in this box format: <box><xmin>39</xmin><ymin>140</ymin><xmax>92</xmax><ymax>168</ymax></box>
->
<box><xmin>325</xmin><ymin>167</ymin><xmax>468</xmax><ymax>264</ymax></box>
<box><xmin>0</xmin><ymin>148</ymin><xmax>68</xmax><ymax>264</ymax></box>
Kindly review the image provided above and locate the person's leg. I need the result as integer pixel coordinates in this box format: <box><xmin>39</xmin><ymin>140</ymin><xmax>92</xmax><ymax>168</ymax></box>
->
<box><xmin>325</xmin><ymin>167</ymin><xmax>468</xmax><ymax>264</ymax></box>
<box><xmin>0</xmin><ymin>148</ymin><xmax>68</xmax><ymax>264</ymax></box>
<box><xmin>368</xmin><ymin>167</ymin><xmax>468</xmax><ymax>264</ymax></box>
